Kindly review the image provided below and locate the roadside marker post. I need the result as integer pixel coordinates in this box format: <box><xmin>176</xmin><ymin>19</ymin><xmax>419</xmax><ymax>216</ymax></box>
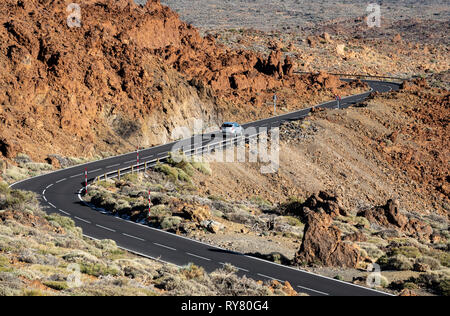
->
<box><xmin>148</xmin><ymin>190</ymin><xmax>151</xmax><ymax>217</ymax></box>
<box><xmin>336</xmin><ymin>94</ymin><xmax>342</xmax><ymax>109</ymax></box>
<box><xmin>84</xmin><ymin>168</ymin><xmax>88</xmax><ymax>194</ymax></box>
<box><xmin>137</xmin><ymin>148</ymin><xmax>140</xmax><ymax>168</ymax></box>
<box><xmin>273</xmin><ymin>93</ymin><xmax>277</xmax><ymax>115</ymax></box>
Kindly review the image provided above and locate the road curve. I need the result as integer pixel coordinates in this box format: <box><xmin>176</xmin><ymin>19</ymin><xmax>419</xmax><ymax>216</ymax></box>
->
<box><xmin>10</xmin><ymin>80</ymin><xmax>400</xmax><ymax>296</ymax></box>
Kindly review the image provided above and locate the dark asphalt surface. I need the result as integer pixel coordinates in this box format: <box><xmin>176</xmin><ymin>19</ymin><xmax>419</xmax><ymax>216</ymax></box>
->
<box><xmin>10</xmin><ymin>80</ymin><xmax>400</xmax><ymax>296</ymax></box>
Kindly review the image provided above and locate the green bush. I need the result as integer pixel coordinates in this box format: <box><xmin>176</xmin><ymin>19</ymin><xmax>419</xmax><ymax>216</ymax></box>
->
<box><xmin>122</xmin><ymin>173</ymin><xmax>139</xmax><ymax>183</ymax></box>
<box><xmin>0</xmin><ymin>255</ymin><xmax>12</xmax><ymax>272</ymax></box>
<box><xmin>413</xmin><ymin>272</ymin><xmax>450</xmax><ymax>296</ymax></box>
<box><xmin>150</xmin><ymin>205</ymin><xmax>171</xmax><ymax>219</ymax></box>
<box><xmin>176</xmin><ymin>168</ymin><xmax>191</xmax><ymax>182</ymax></box>
<box><xmin>79</xmin><ymin>263</ymin><xmax>121</xmax><ymax>277</ymax></box>
<box><xmin>23</xmin><ymin>289</ymin><xmax>45</xmax><ymax>296</ymax></box>
<box><xmin>155</xmin><ymin>163</ymin><xmax>179</xmax><ymax>181</ymax></box>
<box><xmin>283</xmin><ymin>216</ymin><xmax>304</xmax><ymax>228</ymax></box>
<box><xmin>191</xmin><ymin>161</ymin><xmax>212</xmax><ymax>175</ymax></box>
<box><xmin>180</xmin><ymin>264</ymin><xmax>205</xmax><ymax>280</ymax></box>
<box><xmin>250</xmin><ymin>196</ymin><xmax>272</xmax><ymax>208</ymax></box>
<box><xmin>0</xmin><ymin>181</ymin><xmax>10</xmax><ymax>194</ymax></box>
<box><xmin>4</xmin><ymin>166</ymin><xmax>28</xmax><ymax>181</ymax></box>
<box><xmin>0</xmin><ymin>189</ymin><xmax>35</xmax><ymax>210</ymax></box>
<box><xmin>43</xmin><ymin>281</ymin><xmax>69</xmax><ymax>291</ymax></box>
<box><xmin>431</xmin><ymin>251</ymin><xmax>450</xmax><ymax>268</ymax></box>
<box><xmin>45</xmin><ymin>214</ymin><xmax>75</xmax><ymax>231</ymax></box>
<box><xmin>154</xmin><ymin>162</ymin><xmax>192</xmax><ymax>183</ymax></box>
<box><xmin>115</xmin><ymin>199</ymin><xmax>131</xmax><ymax>213</ymax></box>
<box><xmin>175</xmin><ymin>160</ymin><xmax>195</xmax><ymax>177</ymax></box>
<box><xmin>416</xmin><ymin>256</ymin><xmax>442</xmax><ymax>271</ymax></box>
<box><xmin>24</xmin><ymin>162</ymin><xmax>53</xmax><ymax>172</ymax></box>
<box><xmin>377</xmin><ymin>254</ymin><xmax>414</xmax><ymax>271</ymax></box>
<box><xmin>161</xmin><ymin>216</ymin><xmax>182</xmax><ymax>230</ymax></box>
<box><xmin>96</xmin><ymin>180</ymin><xmax>116</xmax><ymax>189</ymax></box>
<box><xmin>390</xmin><ymin>246</ymin><xmax>422</xmax><ymax>259</ymax></box>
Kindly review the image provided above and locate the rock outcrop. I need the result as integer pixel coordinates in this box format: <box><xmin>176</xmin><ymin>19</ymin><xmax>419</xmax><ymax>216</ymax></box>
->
<box><xmin>294</xmin><ymin>209</ymin><xmax>360</xmax><ymax>268</ymax></box>
<box><xmin>289</xmin><ymin>191</ymin><xmax>360</xmax><ymax>268</ymax></box>
<box><xmin>358</xmin><ymin>199</ymin><xmax>433</xmax><ymax>240</ymax></box>
<box><xmin>284</xmin><ymin>191</ymin><xmax>348</xmax><ymax>222</ymax></box>
<box><xmin>0</xmin><ymin>0</ymin><xmax>359</xmax><ymax>163</ymax></box>
<box><xmin>182</xmin><ymin>204</ymin><xmax>211</xmax><ymax>223</ymax></box>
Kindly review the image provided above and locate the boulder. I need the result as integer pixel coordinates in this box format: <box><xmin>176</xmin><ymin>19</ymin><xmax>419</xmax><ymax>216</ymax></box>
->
<box><xmin>45</xmin><ymin>155</ymin><xmax>62</xmax><ymax>169</ymax></box>
<box><xmin>200</xmin><ymin>220</ymin><xmax>224</xmax><ymax>234</ymax></box>
<box><xmin>399</xmin><ymin>289</ymin><xmax>419</xmax><ymax>296</ymax></box>
<box><xmin>294</xmin><ymin>210</ymin><xmax>360</xmax><ymax>268</ymax></box>
<box><xmin>393</xmin><ymin>34</ymin><xmax>403</xmax><ymax>43</ymax></box>
<box><xmin>284</xmin><ymin>191</ymin><xmax>348</xmax><ymax>223</ymax></box>
<box><xmin>182</xmin><ymin>204</ymin><xmax>211</xmax><ymax>223</ymax></box>
<box><xmin>264</xmin><ymin>50</ymin><xmax>283</xmax><ymax>78</ymax></box>
<box><xmin>0</xmin><ymin>138</ymin><xmax>23</xmax><ymax>159</ymax></box>
<box><xmin>282</xmin><ymin>56</ymin><xmax>294</xmax><ymax>77</ymax></box>
<box><xmin>343</xmin><ymin>231</ymin><xmax>368</xmax><ymax>243</ymax></box>
<box><xmin>321</xmin><ymin>32</ymin><xmax>332</xmax><ymax>43</ymax></box>
<box><xmin>358</xmin><ymin>199</ymin><xmax>433</xmax><ymax>240</ymax></box>
<box><xmin>306</xmin><ymin>36</ymin><xmax>318</xmax><ymax>48</ymax></box>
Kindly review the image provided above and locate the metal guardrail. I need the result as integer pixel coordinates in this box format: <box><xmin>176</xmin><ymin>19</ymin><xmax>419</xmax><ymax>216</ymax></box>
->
<box><xmin>294</xmin><ymin>71</ymin><xmax>407</xmax><ymax>82</ymax></box>
<box><xmin>92</xmin><ymin>132</ymin><xmax>265</xmax><ymax>184</ymax></box>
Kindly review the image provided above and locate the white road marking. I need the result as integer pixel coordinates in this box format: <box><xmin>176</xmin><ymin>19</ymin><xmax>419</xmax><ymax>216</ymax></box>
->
<box><xmin>70</xmin><ymin>173</ymin><xmax>83</xmax><ymax>178</ymax></box>
<box><xmin>297</xmin><ymin>285</ymin><xmax>329</xmax><ymax>296</ymax></box>
<box><xmin>90</xmin><ymin>168</ymin><xmax>102</xmax><ymax>173</ymax></box>
<box><xmin>58</xmin><ymin>209</ymin><xmax>70</xmax><ymax>216</ymax></box>
<box><xmin>42</xmin><ymin>189</ymin><xmax>46</xmax><ymax>195</ymax></box>
<box><xmin>43</xmin><ymin>196</ymin><xmax>47</xmax><ymax>202</ymax></box>
<box><xmin>124</xmin><ymin>160</ymin><xmax>136</xmax><ymax>164</ymax></box>
<box><xmin>75</xmin><ymin>216</ymin><xmax>91</xmax><ymax>224</ymax></box>
<box><xmin>96</xmin><ymin>224</ymin><xmax>116</xmax><ymax>232</ymax></box>
<box><xmin>46</xmin><ymin>184</ymin><xmax>54</xmax><ymax>189</ymax></box>
<box><xmin>186</xmin><ymin>252</ymin><xmax>211</xmax><ymax>261</ymax></box>
<box><xmin>123</xmin><ymin>233</ymin><xmax>145</xmax><ymax>242</ymax></box>
<box><xmin>48</xmin><ymin>202</ymin><xmax>56</xmax><ymax>209</ymax></box>
<box><xmin>56</xmin><ymin>178</ymin><xmax>67</xmax><ymax>183</ymax></box>
<box><xmin>219</xmin><ymin>262</ymin><xmax>249</xmax><ymax>272</ymax></box>
<box><xmin>141</xmin><ymin>156</ymin><xmax>153</xmax><ymax>160</ymax></box>
<box><xmin>106</xmin><ymin>164</ymin><xmax>121</xmax><ymax>169</ymax></box>
<box><xmin>153</xmin><ymin>243</ymin><xmax>176</xmax><ymax>251</ymax></box>
<box><xmin>257</xmin><ymin>273</ymin><xmax>284</xmax><ymax>283</ymax></box>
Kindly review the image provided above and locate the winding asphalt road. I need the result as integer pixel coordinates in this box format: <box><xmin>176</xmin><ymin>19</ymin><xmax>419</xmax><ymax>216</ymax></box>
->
<box><xmin>10</xmin><ymin>80</ymin><xmax>400</xmax><ymax>296</ymax></box>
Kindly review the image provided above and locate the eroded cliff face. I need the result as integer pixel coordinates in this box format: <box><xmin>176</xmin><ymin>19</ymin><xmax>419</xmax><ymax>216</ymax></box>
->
<box><xmin>0</xmin><ymin>0</ymin><xmax>223</xmax><ymax>161</ymax></box>
<box><xmin>0</xmin><ymin>0</ymin><xmax>360</xmax><ymax>163</ymax></box>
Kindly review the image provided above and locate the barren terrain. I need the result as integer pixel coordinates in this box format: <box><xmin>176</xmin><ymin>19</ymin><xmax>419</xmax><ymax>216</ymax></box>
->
<box><xmin>0</xmin><ymin>0</ymin><xmax>448</xmax><ymax>297</ymax></box>
<box><xmin>159</xmin><ymin>0</ymin><xmax>450</xmax><ymax>31</ymax></box>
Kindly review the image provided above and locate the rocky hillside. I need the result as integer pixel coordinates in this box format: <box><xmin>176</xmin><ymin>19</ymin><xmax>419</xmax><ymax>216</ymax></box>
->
<box><xmin>0</xmin><ymin>0</ymin><xmax>362</xmax><ymax>166</ymax></box>
<box><xmin>0</xmin><ymin>182</ymin><xmax>299</xmax><ymax>296</ymax></box>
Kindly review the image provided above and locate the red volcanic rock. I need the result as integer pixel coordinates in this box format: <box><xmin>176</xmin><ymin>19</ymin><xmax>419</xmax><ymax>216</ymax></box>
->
<box><xmin>0</xmin><ymin>0</ymin><xmax>356</xmax><ymax>162</ymax></box>
<box><xmin>294</xmin><ymin>209</ymin><xmax>361</xmax><ymax>268</ymax></box>
<box><xmin>401</xmin><ymin>78</ymin><xmax>430</xmax><ymax>91</ymax></box>
<box><xmin>358</xmin><ymin>200</ymin><xmax>433</xmax><ymax>240</ymax></box>
<box><xmin>0</xmin><ymin>138</ymin><xmax>23</xmax><ymax>159</ymax></box>
<box><xmin>283</xmin><ymin>56</ymin><xmax>295</xmax><ymax>77</ymax></box>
